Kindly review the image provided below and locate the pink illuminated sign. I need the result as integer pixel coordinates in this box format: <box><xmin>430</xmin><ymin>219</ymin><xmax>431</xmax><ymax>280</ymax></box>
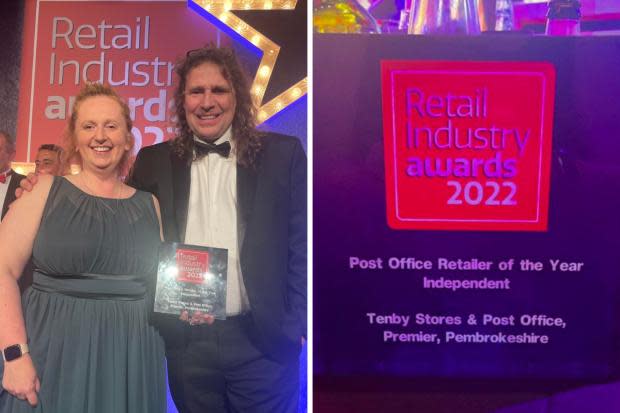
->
<box><xmin>381</xmin><ymin>60</ymin><xmax>556</xmax><ymax>231</ymax></box>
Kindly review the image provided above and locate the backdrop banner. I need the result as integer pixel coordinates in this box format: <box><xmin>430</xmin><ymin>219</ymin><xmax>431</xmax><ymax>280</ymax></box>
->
<box><xmin>16</xmin><ymin>0</ymin><xmax>242</xmax><ymax>162</ymax></box>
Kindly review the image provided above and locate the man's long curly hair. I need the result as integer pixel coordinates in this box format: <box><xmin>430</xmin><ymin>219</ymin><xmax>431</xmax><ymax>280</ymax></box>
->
<box><xmin>172</xmin><ymin>46</ymin><xmax>262</xmax><ymax>168</ymax></box>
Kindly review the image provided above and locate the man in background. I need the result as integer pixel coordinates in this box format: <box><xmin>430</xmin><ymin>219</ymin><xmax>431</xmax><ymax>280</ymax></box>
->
<box><xmin>0</xmin><ymin>130</ymin><xmax>25</xmax><ymax>221</ymax></box>
<box><xmin>34</xmin><ymin>143</ymin><xmax>63</xmax><ymax>175</ymax></box>
<box><xmin>0</xmin><ymin>131</ymin><xmax>32</xmax><ymax>294</ymax></box>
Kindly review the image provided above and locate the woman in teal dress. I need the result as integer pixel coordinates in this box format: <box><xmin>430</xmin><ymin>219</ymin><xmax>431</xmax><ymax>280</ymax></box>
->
<box><xmin>0</xmin><ymin>83</ymin><xmax>166</xmax><ymax>412</ymax></box>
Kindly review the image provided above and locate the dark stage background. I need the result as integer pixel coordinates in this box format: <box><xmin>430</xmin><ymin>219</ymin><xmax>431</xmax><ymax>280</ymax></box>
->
<box><xmin>0</xmin><ymin>0</ymin><xmax>25</xmax><ymax>137</ymax></box>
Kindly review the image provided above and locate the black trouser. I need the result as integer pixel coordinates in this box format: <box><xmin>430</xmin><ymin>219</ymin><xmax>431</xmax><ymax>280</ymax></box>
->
<box><xmin>166</xmin><ymin>314</ymin><xmax>299</xmax><ymax>413</ymax></box>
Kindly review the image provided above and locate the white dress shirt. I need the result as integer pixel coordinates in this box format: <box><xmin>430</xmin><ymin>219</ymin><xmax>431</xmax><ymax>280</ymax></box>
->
<box><xmin>184</xmin><ymin>128</ymin><xmax>250</xmax><ymax>316</ymax></box>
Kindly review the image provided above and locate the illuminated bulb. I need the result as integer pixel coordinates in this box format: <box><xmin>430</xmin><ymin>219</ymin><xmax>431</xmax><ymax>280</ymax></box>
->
<box><xmin>258</xmin><ymin>111</ymin><xmax>268</xmax><ymax>121</ymax></box>
<box><xmin>244</xmin><ymin>1</ymin><xmax>251</xmax><ymax>8</ymax></box>
<box><xmin>291</xmin><ymin>87</ymin><xmax>301</xmax><ymax>98</ymax></box>
<box><xmin>259</xmin><ymin>65</ymin><xmax>271</xmax><ymax>77</ymax></box>
<box><xmin>283</xmin><ymin>1</ymin><xmax>291</xmax><ymax>8</ymax></box>
<box><xmin>224</xmin><ymin>1</ymin><xmax>232</xmax><ymax>10</ymax></box>
<box><xmin>219</xmin><ymin>13</ymin><xmax>228</xmax><ymax>22</ymax></box>
<box><xmin>275</xmin><ymin>101</ymin><xmax>283</xmax><ymax>110</ymax></box>
<box><xmin>251</xmin><ymin>34</ymin><xmax>261</xmax><ymax>45</ymax></box>
<box><xmin>264</xmin><ymin>0</ymin><xmax>272</xmax><ymax>9</ymax></box>
<box><xmin>11</xmin><ymin>162</ymin><xmax>35</xmax><ymax>175</ymax></box>
<box><xmin>253</xmin><ymin>85</ymin><xmax>263</xmax><ymax>95</ymax></box>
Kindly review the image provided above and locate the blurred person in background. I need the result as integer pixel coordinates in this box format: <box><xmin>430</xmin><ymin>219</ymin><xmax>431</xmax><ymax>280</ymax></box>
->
<box><xmin>0</xmin><ymin>131</ymin><xmax>25</xmax><ymax>222</ymax></box>
<box><xmin>34</xmin><ymin>144</ymin><xmax>63</xmax><ymax>176</ymax></box>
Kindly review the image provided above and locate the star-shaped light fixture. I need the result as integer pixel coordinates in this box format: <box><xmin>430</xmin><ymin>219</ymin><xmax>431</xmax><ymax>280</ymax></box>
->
<box><xmin>191</xmin><ymin>0</ymin><xmax>307</xmax><ymax>123</ymax></box>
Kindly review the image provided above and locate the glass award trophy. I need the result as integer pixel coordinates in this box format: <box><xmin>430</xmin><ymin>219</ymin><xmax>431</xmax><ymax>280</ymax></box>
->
<box><xmin>154</xmin><ymin>243</ymin><xmax>228</xmax><ymax>319</ymax></box>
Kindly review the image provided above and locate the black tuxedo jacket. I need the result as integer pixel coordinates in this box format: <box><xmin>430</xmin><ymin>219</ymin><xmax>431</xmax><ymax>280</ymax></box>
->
<box><xmin>127</xmin><ymin>133</ymin><xmax>306</xmax><ymax>363</ymax></box>
<box><xmin>1</xmin><ymin>170</ymin><xmax>26</xmax><ymax>220</ymax></box>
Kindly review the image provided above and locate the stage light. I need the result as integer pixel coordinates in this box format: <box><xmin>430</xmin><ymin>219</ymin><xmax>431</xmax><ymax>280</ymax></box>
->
<box><xmin>259</xmin><ymin>65</ymin><xmax>271</xmax><ymax>77</ymax></box>
<box><xmin>11</xmin><ymin>163</ymin><xmax>33</xmax><ymax>175</ymax></box>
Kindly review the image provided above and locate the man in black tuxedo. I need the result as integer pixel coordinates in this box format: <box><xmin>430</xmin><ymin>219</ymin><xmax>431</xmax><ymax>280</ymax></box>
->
<box><xmin>127</xmin><ymin>46</ymin><xmax>306</xmax><ymax>413</ymax></box>
<box><xmin>0</xmin><ymin>131</ymin><xmax>25</xmax><ymax>222</ymax></box>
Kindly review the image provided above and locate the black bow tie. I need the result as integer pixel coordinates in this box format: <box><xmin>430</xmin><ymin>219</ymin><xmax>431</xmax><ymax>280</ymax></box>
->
<box><xmin>194</xmin><ymin>140</ymin><xmax>231</xmax><ymax>159</ymax></box>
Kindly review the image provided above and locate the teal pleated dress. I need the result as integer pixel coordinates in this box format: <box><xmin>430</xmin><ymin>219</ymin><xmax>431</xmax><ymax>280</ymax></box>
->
<box><xmin>0</xmin><ymin>176</ymin><xmax>166</xmax><ymax>413</ymax></box>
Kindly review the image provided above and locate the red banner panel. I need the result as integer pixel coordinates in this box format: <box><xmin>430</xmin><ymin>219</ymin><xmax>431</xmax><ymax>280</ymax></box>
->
<box><xmin>17</xmin><ymin>0</ymin><xmax>228</xmax><ymax>162</ymax></box>
<box><xmin>382</xmin><ymin>60</ymin><xmax>555</xmax><ymax>231</ymax></box>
